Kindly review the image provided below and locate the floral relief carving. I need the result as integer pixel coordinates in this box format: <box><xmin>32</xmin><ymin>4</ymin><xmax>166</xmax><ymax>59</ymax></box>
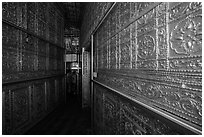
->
<box><xmin>157</xmin><ymin>2</ymin><xmax>166</xmax><ymax>16</ymax></box>
<box><xmin>137</xmin><ymin>35</ymin><xmax>155</xmax><ymax>59</ymax></box>
<box><xmin>157</xmin><ymin>27</ymin><xmax>167</xmax><ymax>59</ymax></box>
<box><xmin>157</xmin><ymin>14</ymin><xmax>166</xmax><ymax>27</ymax></box>
<box><xmin>137</xmin><ymin>2</ymin><xmax>154</xmax><ymax>16</ymax></box>
<box><xmin>169</xmin><ymin>3</ymin><xmax>188</xmax><ymax>21</ymax></box>
<box><xmin>170</xmin><ymin>14</ymin><xmax>202</xmax><ymax>56</ymax></box>
<box><xmin>137</xmin><ymin>9</ymin><xmax>155</xmax><ymax>28</ymax></box>
<box><xmin>144</xmin><ymin>84</ymin><xmax>161</xmax><ymax>99</ymax></box>
<box><xmin>120</xmin><ymin>102</ymin><xmax>179</xmax><ymax>134</ymax></box>
<box><xmin>154</xmin><ymin>85</ymin><xmax>202</xmax><ymax>126</ymax></box>
<box><xmin>121</xmin><ymin>107</ymin><xmax>146</xmax><ymax>134</ymax></box>
<box><xmin>158</xmin><ymin>60</ymin><xmax>167</xmax><ymax>70</ymax></box>
<box><xmin>122</xmin><ymin>113</ymin><xmax>144</xmax><ymax>134</ymax></box>
<box><xmin>104</xmin><ymin>94</ymin><xmax>118</xmax><ymax>134</ymax></box>
<box><xmin>125</xmin><ymin>122</ymin><xmax>143</xmax><ymax>135</ymax></box>
<box><xmin>169</xmin><ymin>2</ymin><xmax>201</xmax><ymax>21</ymax></box>
<box><xmin>137</xmin><ymin>60</ymin><xmax>157</xmax><ymax>69</ymax></box>
<box><xmin>180</xmin><ymin>98</ymin><xmax>201</xmax><ymax>116</ymax></box>
<box><xmin>137</xmin><ymin>21</ymin><xmax>155</xmax><ymax>36</ymax></box>
<box><xmin>120</xmin><ymin>42</ymin><xmax>131</xmax><ymax>69</ymax></box>
<box><xmin>169</xmin><ymin>58</ymin><xmax>202</xmax><ymax>70</ymax></box>
<box><xmin>188</xmin><ymin>2</ymin><xmax>202</xmax><ymax>11</ymax></box>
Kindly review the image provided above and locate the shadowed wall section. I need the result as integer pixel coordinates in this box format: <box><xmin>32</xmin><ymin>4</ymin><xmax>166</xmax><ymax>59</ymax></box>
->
<box><xmin>2</xmin><ymin>3</ymin><xmax>65</xmax><ymax>134</ymax></box>
<box><xmin>81</xmin><ymin>2</ymin><xmax>202</xmax><ymax>135</ymax></box>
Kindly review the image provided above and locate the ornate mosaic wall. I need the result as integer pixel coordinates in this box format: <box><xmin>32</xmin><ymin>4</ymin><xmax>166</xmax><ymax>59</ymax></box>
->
<box><xmin>2</xmin><ymin>2</ymin><xmax>65</xmax><ymax>134</ymax></box>
<box><xmin>93</xmin><ymin>83</ymin><xmax>198</xmax><ymax>135</ymax></box>
<box><xmin>92</xmin><ymin>2</ymin><xmax>202</xmax><ymax>134</ymax></box>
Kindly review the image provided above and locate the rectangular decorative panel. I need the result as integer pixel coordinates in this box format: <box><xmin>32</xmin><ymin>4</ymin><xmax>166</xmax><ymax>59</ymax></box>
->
<box><xmin>10</xmin><ymin>85</ymin><xmax>30</xmax><ymax>132</ymax></box>
<box><xmin>47</xmin><ymin>79</ymin><xmax>56</xmax><ymax>111</ymax></box>
<box><xmin>103</xmin><ymin>92</ymin><xmax>119</xmax><ymax>134</ymax></box>
<box><xmin>32</xmin><ymin>81</ymin><xmax>46</xmax><ymax>120</ymax></box>
<box><xmin>93</xmin><ymin>84</ymin><xmax>104</xmax><ymax>134</ymax></box>
<box><xmin>2</xmin><ymin>88</ymin><xmax>12</xmax><ymax>134</ymax></box>
<box><xmin>58</xmin><ymin>77</ymin><xmax>65</xmax><ymax>103</ymax></box>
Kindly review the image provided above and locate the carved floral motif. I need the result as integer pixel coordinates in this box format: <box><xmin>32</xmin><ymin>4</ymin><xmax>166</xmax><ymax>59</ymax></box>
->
<box><xmin>169</xmin><ymin>58</ymin><xmax>202</xmax><ymax>71</ymax></box>
<box><xmin>104</xmin><ymin>95</ymin><xmax>118</xmax><ymax>134</ymax></box>
<box><xmin>130</xmin><ymin>23</ymin><xmax>137</xmax><ymax>69</ymax></box>
<box><xmin>137</xmin><ymin>60</ymin><xmax>157</xmax><ymax>69</ymax></box>
<box><xmin>137</xmin><ymin>2</ymin><xmax>154</xmax><ymax>15</ymax></box>
<box><xmin>137</xmin><ymin>21</ymin><xmax>155</xmax><ymax>36</ymax></box>
<box><xmin>120</xmin><ymin>42</ymin><xmax>131</xmax><ymax>69</ymax></box>
<box><xmin>137</xmin><ymin>9</ymin><xmax>156</xmax><ymax>28</ymax></box>
<box><xmin>158</xmin><ymin>60</ymin><xmax>167</xmax><ymax>70</ymax></box>
<box><xmin>169</xmin><ymin>2</ymin><xmax>202</xmax><ymax>21</ymax></box>
<box><xmin>120</xmin><ymin>101</ymin><xmax>180</xmax><ymax>134</ymax></box>
<box><xmin>170</xmin><ymin>14</ymin><xmax>202</xmax><ymax>56</ymax></box>
<box><xmin>157</xmin><ymin>2</ymin><xmax>166</xmax><ymax>17</ymax></box>
<box><xmin>121</xmin><ymin>109</ymin><xmax>145</xmax><ymax>134</ymax></box>
<box><xmin>138</xmin><ymin>35</ymin><xmax>155</xmax><ymax>59</ymax></box>
<box><xmin>157</xmin><ymin>27</ymin><xmax>167</xmax><ymax>59</ymax></box>
<box><xmin>154</xmin><ymin>85</ymin><xmax>202</xmax><ymax>125</ymax></box>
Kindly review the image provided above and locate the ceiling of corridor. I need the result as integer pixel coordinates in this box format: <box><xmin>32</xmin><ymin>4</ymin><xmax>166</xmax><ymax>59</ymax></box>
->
<box><xmin>57</xmin><ymin>2</ymin><xmax>83</xmax><ymax>30</ymax></box>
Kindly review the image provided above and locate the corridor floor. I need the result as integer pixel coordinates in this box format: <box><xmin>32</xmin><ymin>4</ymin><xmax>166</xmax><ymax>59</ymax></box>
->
<box><xmin>25</xmin><ymin>95</ymin><xmax>92</xmax><ymax>135</ymax></box>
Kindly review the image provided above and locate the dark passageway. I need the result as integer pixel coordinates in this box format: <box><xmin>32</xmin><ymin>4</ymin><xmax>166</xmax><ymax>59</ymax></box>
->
<box><xmin>2</xmin><ymin>2</ymin><xmax>202</xmax><ymax>135</ymax></box>
<box><xmin>25</xmin><ymin>95</ymin><xmax>92</xmax><ymax>135</ymax></box>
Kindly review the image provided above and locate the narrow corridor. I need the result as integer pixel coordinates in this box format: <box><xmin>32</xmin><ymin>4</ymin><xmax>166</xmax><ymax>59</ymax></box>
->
<box><xmin>25</xmin><ymin>95</ymin><xmax>92</xmax><ymax>135</ymax></box>
<box><xmin>2</xmin><ymin>2</ymin><xmax>202</xmax><ymax>135</ymax></box>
